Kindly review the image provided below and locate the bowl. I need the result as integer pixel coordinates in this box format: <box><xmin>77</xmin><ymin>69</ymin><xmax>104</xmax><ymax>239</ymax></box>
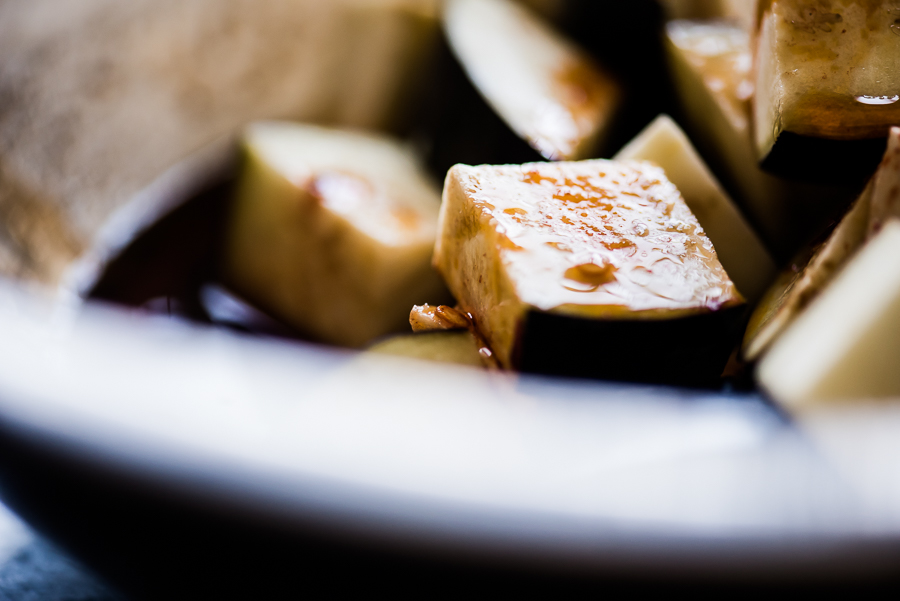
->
<box><xmin>0</xmin><ymin>144</ymin><xmax>899</xmax><ymax>598</ymax></box>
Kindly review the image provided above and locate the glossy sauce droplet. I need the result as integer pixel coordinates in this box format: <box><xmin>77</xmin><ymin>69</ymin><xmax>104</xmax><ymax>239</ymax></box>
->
<box><xmin>564</xmin><ymin>262</ymin><xmax>617</xmax><ymax>292</ymax></box>
<box><xmin>856</xmin><ymin>95</ymin><xmax>900</xmax><ymax>105</ymax></box>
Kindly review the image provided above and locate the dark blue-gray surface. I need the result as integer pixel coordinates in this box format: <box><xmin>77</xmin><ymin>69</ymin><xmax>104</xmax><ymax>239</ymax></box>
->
<box><xmin>0</xmin><ymin>505</ymin><xmax>123</xmax><ymax>601</ymax></box>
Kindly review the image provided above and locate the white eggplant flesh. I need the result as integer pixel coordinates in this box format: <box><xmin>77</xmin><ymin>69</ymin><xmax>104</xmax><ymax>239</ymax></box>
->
<box><xmin>443</xmin><ymin>0</ymin><xmax>620</xmax><ymax>161</ymax></box>
<box><xmin>759</xmin><ymin>220</ymin><xmax>900</xmax><ymax>408</ymax></box>
<box><xmin>225</xmin><ymin>121</ymin><xmax>447</xmax><ymax>348</ymax></box>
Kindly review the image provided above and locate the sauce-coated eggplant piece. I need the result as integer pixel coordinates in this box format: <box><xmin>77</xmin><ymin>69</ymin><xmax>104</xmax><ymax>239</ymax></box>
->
<box><xmin>434</xmin><ymin>159</ymin><xmax>746</xmax><ymax>384</ymax></box>
<box><xmin>754</xmin><ymin>0</ymin><xmax>900</xmax><ymax>183</ymax></box>
<box><xmin>224</xmin><ymin>122</ymin><xmax>449</xmax><ymax>348</ymax></box>
<box><xmin>443</xmin><ymin>0</ymin><xmax>620</xmax><ymax>161</ymax></box>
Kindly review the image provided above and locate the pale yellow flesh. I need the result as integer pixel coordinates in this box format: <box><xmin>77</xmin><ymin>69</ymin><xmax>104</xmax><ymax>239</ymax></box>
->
<box><xmin>435</xmin><ymin>159</ymin><xmax>743</xmax><ymax>368</ymax></box>
<box><xmin>367</xmin><ymin>331</ymin><xmax>486</xmax><ymax>367</ymax></box>
<box><xmin>444</xmin><ymin>0</ymin><xmax>620</xmax><ymax>161</ymax></box>
<box><xmin>754</xmin><ymin>0</ymin><xmax>900</xmax><ymax>158</ymax></box>
<box><xmin>225</xmin><ymin>122</ymin><xmax>447</xmax><ymax>348</ymax></box>
<box><xmin>665</xmin><ymin>17</ymin><xmax>855</xmax><ymax>252</ymax></box>
<box><xmin>614</xmin><ymin>114</ymin><xmax>776</xmax><ymax>302</ymax></box>
<box><xmin>434</xmin><ymin>171</ymin><xmax>525</xmax><ymax>368</ymax></box>
<box><xmin>759</xmin><ymin>220</ymin><xmax>900</xmax><ymax>408</ymax></box>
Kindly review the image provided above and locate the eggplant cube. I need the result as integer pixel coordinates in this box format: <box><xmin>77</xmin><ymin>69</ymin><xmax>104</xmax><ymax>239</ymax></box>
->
<box><xmin>225</xmin><ymin>122</ymin><xmax>447</xmax><ymax>348</ymax></box>
<box><xmin>754</xmin><ymin>1</ymin><xmax>900</xmax><ymax>181</ymax></box>
<box><xmin>444</xmin><ymin>0</ymin><xmax>620</xmax><ymax>161</ymax></box>
<box><xmin>759</xmin><ymin>220</ymin><xmax>900</xmax><ymax>407</ymax></box>
<box><xmin>435</xmin><ymin>159</ymin><xmax>746</xmax><ymax>383</ymax></box>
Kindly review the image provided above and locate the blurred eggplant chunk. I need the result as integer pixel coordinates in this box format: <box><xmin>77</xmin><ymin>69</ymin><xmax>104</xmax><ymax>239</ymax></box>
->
<box><xmin>665</xmin><ymin>18</ymin><xmax>855</xmax><ymax>257</ymax></box>
<box><xmin>434</xmin><ymin>159</ymin><xmax>746</xmax><ymax>384</ymax></box>
<box><xmin>759</xmin><ymin>220</ymin><xmax>900</xmax><ymax>408</ymax></box>
<box><xmin>443</xmin><ymin>0</ymin><xmax>620</xmax><ymax>161</ymax></box>
<box><xmin>368</xmin><ymin>331</ymin><xmax>486</xmax><ymax>367</ymax></box>
<box><xmin>224</xmin><ymin>122</ymin><xmax>448</xmax><ymax>348</ymax></box>
<box><xmin>614</xmin><ymin>115</ymin><xmax>777</xmax><ymax>302</ymax></box>
<box><xmin>754</xmin><ymin>1</ymin><xmax>900</xmax><ymax>183</ymax></box>
<box><xmin>745</xmin><ymin>127</ymin><xmax>900</xmax><ymax>361</ymax></box>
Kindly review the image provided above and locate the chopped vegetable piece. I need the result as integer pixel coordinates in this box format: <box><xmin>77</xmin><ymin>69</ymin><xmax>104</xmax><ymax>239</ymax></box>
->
<box><xmin>443</xmin><ymin>0</ymin><xmax>620</xmax><ymax>161</ymax></box>
<box><xmin>754</xmin><ymin>0</ymin><xmax>900</xmax><ymax>182</ymax></box>
<box><xmin>225</xmin><ymin>121</ymin><xmax>448</xmax><ymax>348</ymax></box>
<box><xmin>434</xmin><ymin>158</ymin><xmax>746</xmax><ymax>383</ymax></box>
<box><xmin>759</xmin><ymin>220</ymin><xmax>900</xmax><ymax>407</ymax></box>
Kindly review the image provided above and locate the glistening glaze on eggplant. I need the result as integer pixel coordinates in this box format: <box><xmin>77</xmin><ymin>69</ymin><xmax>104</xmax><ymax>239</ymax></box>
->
<box><xmin>435</xmin><ymin>159</ymin><xmax>746</xmax><ymax>376</ymax></box>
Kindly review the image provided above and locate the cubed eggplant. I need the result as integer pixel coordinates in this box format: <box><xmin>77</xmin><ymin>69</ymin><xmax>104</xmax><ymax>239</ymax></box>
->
<box><xmin>759</xmin><ymin>220</ymin><xmax>900</xmax><ymax>407</ymax></box>
<box><xmin>224</xmin><ymin>122</ymin><xmax>448</xmax><ymax>348</ymax></box>
<box><xmin>440</xmin><ymin>0</ymin><xmax>620</xmax><ymax>162</ymax></box>
<box><xmin>754</xmin><ymin>0</ymin><xmax>900</xmax><ymax>183</ymax></box>
<box><xmin>434</xmin><ymin>158</ymin><xmax>746</xmax><ymax>384</ymax></box>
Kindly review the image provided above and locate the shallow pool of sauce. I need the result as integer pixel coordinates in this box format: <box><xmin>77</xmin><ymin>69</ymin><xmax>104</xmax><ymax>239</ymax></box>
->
<box><xmin>457</xmin><ymin>160</ymin><xmax>742</xmax><ymax>316</ymax></box>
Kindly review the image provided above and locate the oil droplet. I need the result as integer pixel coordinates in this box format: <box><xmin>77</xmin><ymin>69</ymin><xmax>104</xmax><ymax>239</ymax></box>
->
<box><xmin>603</xmin><ymin>238</ymin><xmax>635</xmax><ymax>251</ymax></box>
<box><xmin>522</xmin><ymin>170</ymin><xmax>557</xmax><ymax>186</ymax></box>
<box><xmin>856</xmin><ymin>95</ymin><xmax>900</xmax><ymax>105</ymax></box>
<box><xmin>563</xmin><ymin>262</ymin><xmax>617</xmax><ymax>292</ymax></box>
<box><xmin>503</xmin><ymin>207</ymin><xmax>527</xmax><ymax>216</ymax></box>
